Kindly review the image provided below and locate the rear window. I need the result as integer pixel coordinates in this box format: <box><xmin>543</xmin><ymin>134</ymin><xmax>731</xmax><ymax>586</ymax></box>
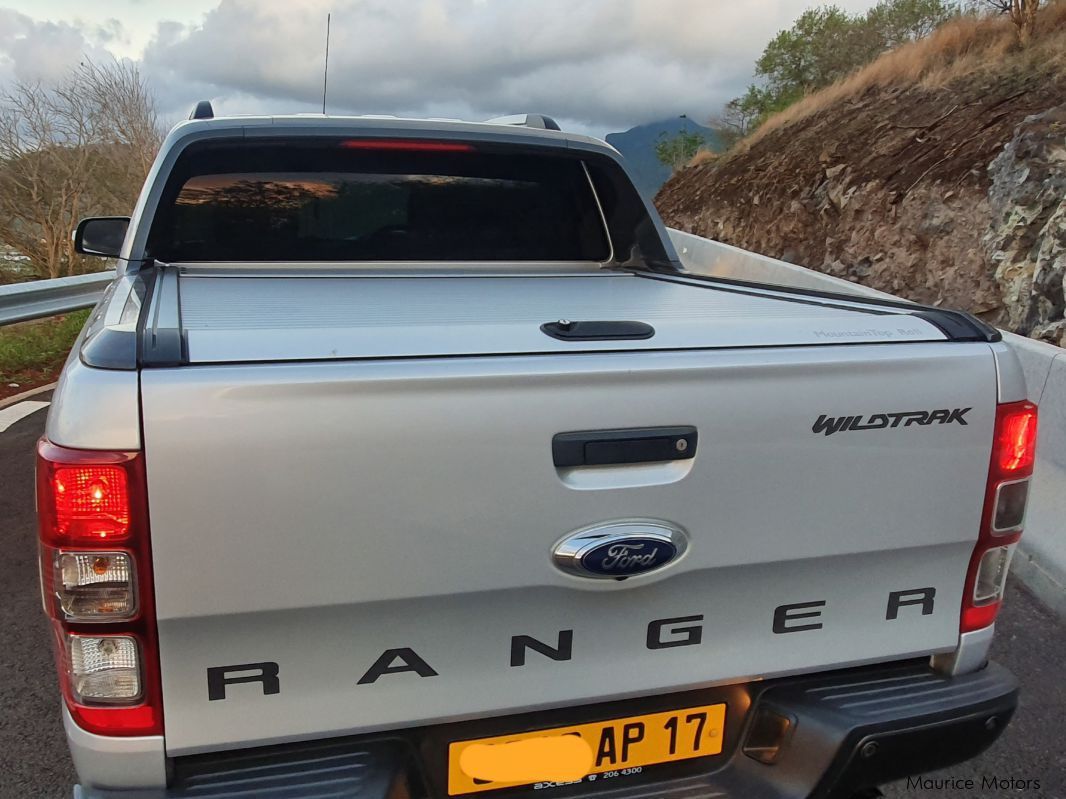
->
<box><xmin>148</xmin><ymin>141</ymin><xmax>612</xmax><ymax>262</ymax></box>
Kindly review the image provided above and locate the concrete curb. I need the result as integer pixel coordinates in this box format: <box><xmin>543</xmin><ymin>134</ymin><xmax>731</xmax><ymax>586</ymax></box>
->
<box><xmin>0</xmin><ymin>381</ymin><xmax>57</xmax><ymax>410</ymax></box>
<box><xmin>1011</xmin><ymin>543</ymin><xmax>1066</xmax><ymax>619</ymax></box>
<box><xmin>668</xmin><ymin>228</ymin><xmax>1066</xmax><ymax>619</ymax></box>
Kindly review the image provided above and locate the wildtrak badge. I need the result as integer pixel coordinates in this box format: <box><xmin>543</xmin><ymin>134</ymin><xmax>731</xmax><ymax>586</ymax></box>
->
<box><xmin>552</xmin><ymin>521</ymin><xmax>687</xmax><ymax>580</ymax></box>
<box><xmin>813</xmin><ymin>408</ymin><xmax>971</xmax><ymax>437</ymax></box>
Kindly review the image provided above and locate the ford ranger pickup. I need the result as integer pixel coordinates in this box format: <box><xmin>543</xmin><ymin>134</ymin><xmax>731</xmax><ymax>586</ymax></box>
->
<box><xmin>39</xmin><ymin>108</ymin><xmax>1037</xmax><ymax>799</ymax></box>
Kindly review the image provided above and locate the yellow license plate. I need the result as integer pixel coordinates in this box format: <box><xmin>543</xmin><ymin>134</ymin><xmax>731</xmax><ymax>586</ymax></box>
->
<box><xmin>447</xmin><ymin>703</ymin><xmax>726</xmax><ymax>795</ymax></box>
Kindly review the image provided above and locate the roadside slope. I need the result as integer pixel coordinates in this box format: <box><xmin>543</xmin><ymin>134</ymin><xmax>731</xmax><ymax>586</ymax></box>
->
<box><xmin>657</xmin><ymin>6</ymin><xmax>1066</xmax><ymax>342</ymax></box>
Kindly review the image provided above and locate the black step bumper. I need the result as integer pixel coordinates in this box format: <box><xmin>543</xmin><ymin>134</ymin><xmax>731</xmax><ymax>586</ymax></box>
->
<box><xmin>740</xmin><ymin>661</ymin><xmax>1018</xmax><ymax>799</ymax></box>
<box><xmin>76</xmin><ymin>661</ymin><xmax>1018</xmax><ymax>799</ymax></box>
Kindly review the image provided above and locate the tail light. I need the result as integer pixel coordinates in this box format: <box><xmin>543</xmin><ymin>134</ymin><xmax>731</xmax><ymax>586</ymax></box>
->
<box><xmin>37</xmin><ymin>440</ymin><xmax>163</xmax><ymax>736</ymax></box>
<box><xmin>960</xmin><ymin>401</ymin><xmax>1038</xmax><ymax>633</ymax></box>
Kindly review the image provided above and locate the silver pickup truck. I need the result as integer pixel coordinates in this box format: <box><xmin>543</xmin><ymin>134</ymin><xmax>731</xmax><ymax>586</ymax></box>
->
<box><xmin>39</xmin><ymin>108</ymin><xmax>1037</xmax><ymax>799</ymax></box>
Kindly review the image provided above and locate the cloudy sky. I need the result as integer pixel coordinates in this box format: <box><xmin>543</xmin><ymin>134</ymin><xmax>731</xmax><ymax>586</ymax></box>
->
<box><xmin>0</xmin><ymin>0</ymin><xmax>878</xmax><ymax>138</ymax></box>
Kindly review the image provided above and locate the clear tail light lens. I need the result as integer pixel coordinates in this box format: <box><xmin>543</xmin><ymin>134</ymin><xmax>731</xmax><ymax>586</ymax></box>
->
<box><xmin>68</xmin><ymin>634</ymin><xmax>142</xmax><ymax>703</ymax></box>
<box><xmin>972</xmin><ymin>545</ymin><xmax>1014</xmax><ymax>605</ymax></box>
<box><xmin>53</xmin><ymin>551</ymin><xmax>136</xmax><ymax>619</ymax></box>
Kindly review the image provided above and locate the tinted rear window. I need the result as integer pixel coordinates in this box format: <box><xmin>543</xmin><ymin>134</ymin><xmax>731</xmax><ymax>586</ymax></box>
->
<box><xmin>148</xmin><ymin>142</ymin><xmax>612</xmax><ymax>262</ymax></box>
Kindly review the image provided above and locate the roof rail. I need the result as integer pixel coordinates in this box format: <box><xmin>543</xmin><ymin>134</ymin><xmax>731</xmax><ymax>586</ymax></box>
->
<box><xmin>189</xmin><ymin>100</ymin><xmax>214</xmax><ymax>120</ymax></box>
<box><xmin>484</xmin><ymin>113</ymin><xmax>561</xmax><ymax>131</ymax></box>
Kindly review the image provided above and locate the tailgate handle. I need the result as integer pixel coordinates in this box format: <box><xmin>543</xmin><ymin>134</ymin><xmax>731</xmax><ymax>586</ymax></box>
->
<box><xmin>552</xmin><ymin>426</ymin><xmax>697</xmax><ymax>467</ymax></box>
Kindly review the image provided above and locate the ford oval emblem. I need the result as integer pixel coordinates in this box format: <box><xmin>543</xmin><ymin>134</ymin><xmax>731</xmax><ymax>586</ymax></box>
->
<box><xmin>552</xmin><ymin>521</ymin><xmax>688</xmax><ymax>580</ymax></box>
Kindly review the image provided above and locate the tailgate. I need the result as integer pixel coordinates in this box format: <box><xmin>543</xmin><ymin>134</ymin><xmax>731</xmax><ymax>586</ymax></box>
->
<box><xmin>142</xmin><ymin>342</ymin><xmax>996</xmax><ymax>755</ymax></box>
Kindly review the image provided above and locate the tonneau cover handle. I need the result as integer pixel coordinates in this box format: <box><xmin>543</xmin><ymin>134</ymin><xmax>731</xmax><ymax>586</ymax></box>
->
<box><xmin>541</xmin><ymin>319</ymin><xmax>654</xmax><ymax>341</ymax></box>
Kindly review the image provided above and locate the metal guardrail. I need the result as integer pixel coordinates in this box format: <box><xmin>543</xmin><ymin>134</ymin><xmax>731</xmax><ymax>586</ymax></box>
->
<box><xmin>0</xmin><ymin>271</ymin><xmax>115</xmax><ymax>326</ymax></box>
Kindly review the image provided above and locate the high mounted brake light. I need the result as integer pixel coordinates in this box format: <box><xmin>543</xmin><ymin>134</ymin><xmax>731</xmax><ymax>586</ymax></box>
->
<box><xmin>339</xmin><ymin>139</ymin><xmax>475</xmax><ymax>152</ymax></box>
<box><xmin>960</xmin><ymin>401</ymin><xmax>1038</xmax><ymax>633</ymax></box>
<box><xmin>37</xmin><ymin>440</ymin><xmax>163</xmax><ymax>736</ymax></box>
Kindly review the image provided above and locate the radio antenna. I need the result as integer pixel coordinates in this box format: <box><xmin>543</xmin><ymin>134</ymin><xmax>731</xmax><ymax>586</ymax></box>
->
<box><xmin>321</xmin><ymin>13</ymin><xmax>331</xmax><ymax>114</ymax></box>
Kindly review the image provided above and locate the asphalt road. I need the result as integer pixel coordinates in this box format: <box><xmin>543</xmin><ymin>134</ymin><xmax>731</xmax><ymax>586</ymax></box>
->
<box><xmin>1</xmin><ymin>397</ymin><xmax>1063</xmax><ymax>799</ymax></box>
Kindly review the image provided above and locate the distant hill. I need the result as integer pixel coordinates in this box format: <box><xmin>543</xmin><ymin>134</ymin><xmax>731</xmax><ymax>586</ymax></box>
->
<box><xmin>606</xmin><ymin>116</ymin><xmax>721</xmax><ymax>199</ymax></box>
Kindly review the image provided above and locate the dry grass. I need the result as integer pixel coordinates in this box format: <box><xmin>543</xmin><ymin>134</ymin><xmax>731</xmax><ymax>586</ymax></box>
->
<box><xmin>729</xmin><ymin>2</ymin><xmax>1066</xmax><ymax>157</ymax></box>
<box><xmin>688</xmin><ymin>149</ymin><xmax>719</xmax><ymax>167</ymax></box>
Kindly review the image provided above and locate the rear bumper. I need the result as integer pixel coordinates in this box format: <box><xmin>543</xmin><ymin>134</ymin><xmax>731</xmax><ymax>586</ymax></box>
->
<box><xmin>74</xmin><ymin>660</ymin><xmax>1017</xmax><ymax>799</ymax></box>
<box><xmin>749</xmin><ymin>660</ymin><xmax>1017</xmax><ymax>799</ymax></box>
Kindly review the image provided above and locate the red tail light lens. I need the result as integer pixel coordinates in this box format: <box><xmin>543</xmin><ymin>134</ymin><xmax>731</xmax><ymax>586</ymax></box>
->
<box><xmin>37</xmin><ymin>440</ymin><xmax>163</xmax><ymax>736</ymax></box>
<box><xmin>37</xmin><ymin>446</ymin><xmax>142</xmax><ymax>546</ymax></box>
<box><xmin>960</xmin><ymin>401</ymin><xmax>1038</xmax><ymax>634</ymax></box>
<box><xmin>992</xmin><ymin>401</ymin><xmax>1038</xmax><ymax>476</ymax></box>
<box><xmin>51</xmin><ymin>465</ymin><xmax>131</xmax><ymax>540</ymax></box>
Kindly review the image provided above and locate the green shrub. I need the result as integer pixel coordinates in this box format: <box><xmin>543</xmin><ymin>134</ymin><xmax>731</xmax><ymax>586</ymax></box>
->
<box><xmin>0</xmin><ymin>310</ymin><xmax>90</xmax><ymax>383</ymax></box>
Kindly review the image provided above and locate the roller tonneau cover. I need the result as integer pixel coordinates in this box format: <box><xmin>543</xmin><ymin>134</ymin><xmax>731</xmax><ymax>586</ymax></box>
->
<box><xmin>135</xmin><ymin>268</ymin><xmax>958</xmax><ymax>365</ymax></box>
<box><xmin>44</xmin><ymin>115</ymin><xmax>1034</xmax><ymax>799</ymax></box>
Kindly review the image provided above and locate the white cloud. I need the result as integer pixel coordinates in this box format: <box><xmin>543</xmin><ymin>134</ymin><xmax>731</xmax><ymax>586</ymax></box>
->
<box><xmin>1</xmin><ymin>0</ymin><xmax>879</xmax><ymax>134</ymax></box>
<box><xmin>0</xmin><ymin>9</ymin><xmax>113</xmax><ymax>85</ymax></box>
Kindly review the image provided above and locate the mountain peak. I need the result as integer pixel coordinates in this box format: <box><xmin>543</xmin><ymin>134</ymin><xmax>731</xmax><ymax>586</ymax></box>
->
<box><xmin>606</xmin><ymin>116</ymin><xmax>720</xmax><ymax>198</ymax></box>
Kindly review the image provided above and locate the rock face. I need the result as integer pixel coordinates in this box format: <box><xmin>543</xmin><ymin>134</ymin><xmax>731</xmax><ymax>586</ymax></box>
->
<box><xmin>986</xmin><ymin>105</ymin><xmax>1066</xmax><ymax>346</ymax></box>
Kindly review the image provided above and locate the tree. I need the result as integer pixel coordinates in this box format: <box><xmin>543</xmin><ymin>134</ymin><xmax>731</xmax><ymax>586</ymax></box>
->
<box><xmin>0</xmin><ymin>60</ymin><xmax>161</xmax><ymax>279</ymax></box>
<box><xmin>1011</xmin><ymin>0</ymin><xmax>1041</xmax><ymax>41</ymax></box>
<box><xmin>970</xmin><ymin>0</ymin><xmax>1042</xmax><ymax>42</ymax></box>
<box><xmin>867</xmin><ymin>0</ymin><xmax>958</xmax><ymax>47</ymax></box>
<box><xmin>719</xmin><ymin>0</ymin><xmax>960</xmax><ymax>145</ymax></box>
<box><xmin>1004</xmin><ymin>0</ymin><xmax>1040</xmax><ymax>42</ymax></box>
<box><xmin>655</xmin><ymin>130</ymin><xmax>707</xmax><ymax>172</ymax></box>
<box><xmin>710</xmin><ymin>86</ymin><xmax>770</xmax><ymax>149</ymax></box>
<box><xmin>755</xmin><ymin>6</ymin><xmax>876</xmax><ymax>107</ymax></box>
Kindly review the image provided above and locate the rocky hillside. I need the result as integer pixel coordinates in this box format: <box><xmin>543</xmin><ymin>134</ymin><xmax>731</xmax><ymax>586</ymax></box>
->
<box><xmin>657</xmin><ymin>6</ymin><xmax>1066</xmax><ymax>345</ymax></box>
